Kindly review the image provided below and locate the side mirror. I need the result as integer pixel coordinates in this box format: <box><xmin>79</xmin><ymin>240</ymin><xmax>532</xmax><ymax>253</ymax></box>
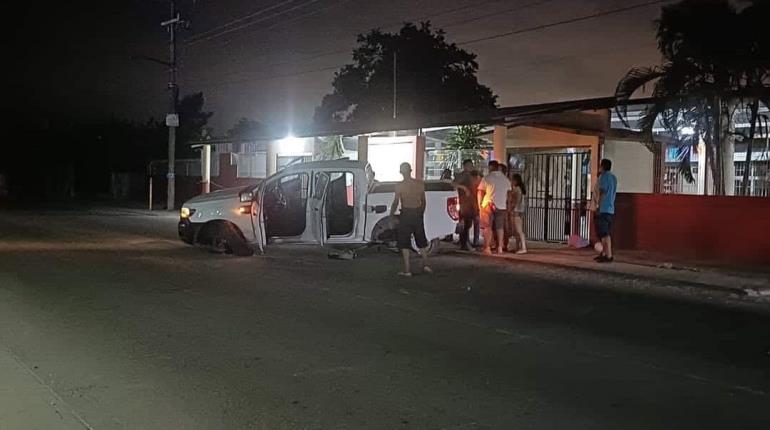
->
<box><xmin>373</xmin><ymin>205</ymin><xmax>387</xmax><ymax>214</ymax></box>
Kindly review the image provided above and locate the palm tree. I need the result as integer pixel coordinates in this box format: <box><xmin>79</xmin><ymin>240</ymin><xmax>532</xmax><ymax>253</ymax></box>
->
<box><xmin>615</xmin><ymin>0</ymin><xmax>770</xmax><ymax>195</ymax></box>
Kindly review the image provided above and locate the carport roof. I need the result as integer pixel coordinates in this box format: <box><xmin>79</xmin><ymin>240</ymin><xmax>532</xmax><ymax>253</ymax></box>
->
<box><xmin>188</xmin><ymin>96</ymin><xmax>653</xmax><ymax>145</ymax></box>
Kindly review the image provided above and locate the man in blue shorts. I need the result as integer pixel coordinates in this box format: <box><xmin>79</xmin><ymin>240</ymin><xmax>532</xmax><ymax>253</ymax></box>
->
<box><xmin>595</xmin><ymin>158</ymin><xmax>617</xmax><ymax>263</ymax></box>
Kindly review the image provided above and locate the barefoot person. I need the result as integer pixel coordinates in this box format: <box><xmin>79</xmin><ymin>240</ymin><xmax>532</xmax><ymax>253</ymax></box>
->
<box><xmin>510</xmin><ymin>173</ymin><xmax>528</xmax><ymax>254</ymax></box>
<box><xmin>390</xmin><ymin>162</ymin><xmax>432</xmax><ymax>276</ymax></box>
<box><xmin>477</xmin><ymin>160</ymin><xmax>511</xmax><ymax>255</ymax></box>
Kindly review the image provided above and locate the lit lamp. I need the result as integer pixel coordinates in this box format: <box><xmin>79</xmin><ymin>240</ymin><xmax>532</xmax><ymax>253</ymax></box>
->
<box><xmin>277</xmin><ymin>135</ymin><xmax>305</xmax><ymax>155</ymax></box>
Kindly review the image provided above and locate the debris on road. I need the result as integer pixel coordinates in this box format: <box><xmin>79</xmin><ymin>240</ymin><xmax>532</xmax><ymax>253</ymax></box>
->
<box><xmin>328</xmin><ymin>249</ymin><xmax>357</xmax><ymax>260</ymax></box>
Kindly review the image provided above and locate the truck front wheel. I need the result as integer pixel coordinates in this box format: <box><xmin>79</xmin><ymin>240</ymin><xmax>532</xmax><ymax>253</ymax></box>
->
<box><xmin>199</xmin><ymin>222</ymin><xmax>254</xmax><ymax>257</ymax></box>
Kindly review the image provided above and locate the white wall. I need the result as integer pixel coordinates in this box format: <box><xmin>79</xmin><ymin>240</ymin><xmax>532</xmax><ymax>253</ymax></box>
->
<box><xmin>367</xmin><ymin>136</ymin><xmax>416</xmax><ymax>182</ymax></box>
<box><xmin>603</xmin><ymin>139</ymin><xmax>654</xmax><ymax>193</ymax></box>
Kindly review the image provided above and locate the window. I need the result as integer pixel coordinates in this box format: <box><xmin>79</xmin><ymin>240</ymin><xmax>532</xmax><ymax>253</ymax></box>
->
<box><xmin>235</xmin><ymin>153</ymin><xmax>267</xmax><ymax>178</ymax></box>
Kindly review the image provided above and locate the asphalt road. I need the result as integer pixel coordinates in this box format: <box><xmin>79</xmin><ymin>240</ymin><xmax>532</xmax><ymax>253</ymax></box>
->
<box><xmin>0</xmin><ymin>209</ymin><xmax>768</xmax><ymax>429</ymax></box>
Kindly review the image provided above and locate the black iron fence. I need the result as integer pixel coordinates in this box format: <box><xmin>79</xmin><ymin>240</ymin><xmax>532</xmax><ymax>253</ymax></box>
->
<box><xmin>515</xmin><ymin>151</ymin><xmax>592</xmax><ymax>243</ymax></box>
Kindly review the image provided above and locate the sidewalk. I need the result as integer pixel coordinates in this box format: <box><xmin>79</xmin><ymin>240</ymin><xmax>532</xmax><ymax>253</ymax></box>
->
<box><xmin>0</xmin><ymin>345</ymin><xmax>86</xmax><ymax>430</ymax></box>
<box><xmin>456</xmin><ymin>242</ymin><xmax>770</xmax><ymax>298</ymax></box>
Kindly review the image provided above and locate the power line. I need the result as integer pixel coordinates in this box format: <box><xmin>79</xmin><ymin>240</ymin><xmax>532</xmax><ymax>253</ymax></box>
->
<box><xmin>188</xmin><ymin>0</ymin><xmax>547</xmax><ymax>83</ymax></box>
<box><xmin>196</xmin><ymin>65</ymin><xmax>341</xmax><ymax>90</ymax></box>
<box><xmin>442</xmin><ymin>0</ymin><xmax>554</xmax><ymax>29</ymax></box>
<box><xmin>185</xmin><ymin>0</ymin><xmax>323</xmax><ymax>46</ymax></box>
<box><xmin>265</xmin><ymin>0</ymin><xmax>554</xmax><ymax>70</ymax></box>
<box><xmin>457</xmin><ymin>0</ymin><xmax>668</xmax><ymax>46</ymax></box>
<box><xmin>370</xmin><ymin>0</ymin><xmax>506</xmax><ymax>34</ymax></box>
<box><xmin>217</xmin><ymin>0</ymin><xmax>355</xmax><ymax>47</ymax></box>
<box><xmin>188</xmin><ymin>0</ymin><xmax>668</xmax><ymax>90</ymax></box>
<box><xmin>184</xmin><ymin>0</ymin><xmax>298</xmax><ymax>43</ymax></box>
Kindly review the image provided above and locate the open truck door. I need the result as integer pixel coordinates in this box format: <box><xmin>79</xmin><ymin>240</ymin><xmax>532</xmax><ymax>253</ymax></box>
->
<box><xmin>308</xmin><ymin>171</ymin><xmax>330</xmax><ymax>245</ymax></box>
<box><xmin>245</xmin><ymin>184</ymin><xmax>266</xmax><ymax>253</ymax></box>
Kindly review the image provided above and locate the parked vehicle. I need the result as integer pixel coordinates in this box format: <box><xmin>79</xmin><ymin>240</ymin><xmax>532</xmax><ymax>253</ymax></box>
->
<box><xmin>178</xmin><ymin>160</ymin><xmax>460</xmax><ymax>256</ymax></box>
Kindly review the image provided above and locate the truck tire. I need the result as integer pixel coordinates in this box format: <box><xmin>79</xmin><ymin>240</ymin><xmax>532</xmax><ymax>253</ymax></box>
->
<box><xmin>201</xmin><ymin>222</ymin><xmax>254</xmax><ymax>257</ymax></box>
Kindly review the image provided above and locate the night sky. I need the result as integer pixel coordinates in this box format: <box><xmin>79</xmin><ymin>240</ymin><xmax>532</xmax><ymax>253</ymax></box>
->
<box><xmin>10</xmin><ymin>0</ymin><xmax>663</xmax><ymax>133</ymax></box>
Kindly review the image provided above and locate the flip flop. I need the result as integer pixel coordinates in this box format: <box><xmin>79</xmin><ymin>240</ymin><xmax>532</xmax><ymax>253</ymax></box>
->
<box><xmin>423</xmin><ymin>266</ymin><xmax>433</xmax><ymax>274</ymax></box>
<box><xmin>397</xmin><ymin>272</ymin><xmax>413</xmax><ymax>277</ymax></box>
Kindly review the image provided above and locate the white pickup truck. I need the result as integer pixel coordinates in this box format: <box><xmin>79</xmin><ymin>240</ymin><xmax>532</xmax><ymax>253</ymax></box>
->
<box><xmin>178</xmin><ymin>159</ymin><xmax>460</xmax><ymax>256</ymax></box>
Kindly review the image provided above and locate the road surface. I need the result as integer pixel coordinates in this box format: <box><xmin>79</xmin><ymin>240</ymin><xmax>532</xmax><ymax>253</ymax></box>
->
<box><xmin>0</xmin><ymin>209</ymin><xmax>768</xmax><ymax>429</ymax></box>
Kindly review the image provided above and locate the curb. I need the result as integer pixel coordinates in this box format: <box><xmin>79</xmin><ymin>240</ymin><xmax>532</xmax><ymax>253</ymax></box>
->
<box><xmin>447</xmin><ymin>249</ymin><xmax>752</xmax><ymax>297</ymax></box>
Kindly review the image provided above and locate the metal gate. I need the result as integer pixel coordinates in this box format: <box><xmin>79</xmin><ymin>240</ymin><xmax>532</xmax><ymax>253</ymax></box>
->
<box><xmin>511</xmin><ymin>151</ymin><xmax>591</xmax><ymax>243</ymax></box>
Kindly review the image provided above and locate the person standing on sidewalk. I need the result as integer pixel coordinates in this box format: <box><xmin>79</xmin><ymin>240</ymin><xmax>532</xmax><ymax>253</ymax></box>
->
<box><xmin>470</xmin><ymin>169</ymin><xmax>482</xmax><ymax>248</ymax></box>
<box><xmin>390</xmin><ymin>162</ymin><xmax>432</xmax><ymax>276</ymax></box>
<box><xmin>499</xmin><ymin>164</ymin><xmax>513</xmax><ymax>252</ymax></box>
<box><xmin>477</xmin><ymin>160</ymin><xmax>511</xmax><ymax>255</ymax></box>
<box><xmin>454</xmin><ymin>159</ymin><xmax>479</xmax><ymax>251</ymax></box>
<box><xmin>510</xmin><ymin>173</ymin><xmax>528</xmax><ymax>254</ymax></box>
<box><xmin>595</xmin><ymin>159</ymin><xmax>617</xmax><ymax>263</ymax></box>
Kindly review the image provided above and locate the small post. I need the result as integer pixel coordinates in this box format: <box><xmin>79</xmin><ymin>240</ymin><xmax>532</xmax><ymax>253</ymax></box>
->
<box><xmin>201</xmin><ymin>144</ymin><xmax>211</xmax><ymax>193</ymax></box>
<box><xmin>392</xmin><ymin>51</ymin><xmax>397</xmax><ymax>119</ymax></box>
<box><xmin>149</xmin><ymin>176</ymin><xmax>153</xmax><ymax>211</ymax></box>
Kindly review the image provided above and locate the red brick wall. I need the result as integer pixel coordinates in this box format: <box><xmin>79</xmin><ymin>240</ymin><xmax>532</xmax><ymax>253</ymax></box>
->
<box><xmin>614</xmin><ymin>193</ymin><xmax>770</xmax><ymax>264</ymax></box>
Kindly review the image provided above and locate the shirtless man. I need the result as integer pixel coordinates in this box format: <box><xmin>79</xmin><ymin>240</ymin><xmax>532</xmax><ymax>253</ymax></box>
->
<box><xmin>389</xmin><ymin>162</ymin><xmax>432</xmax><ymax>277</ymax></box>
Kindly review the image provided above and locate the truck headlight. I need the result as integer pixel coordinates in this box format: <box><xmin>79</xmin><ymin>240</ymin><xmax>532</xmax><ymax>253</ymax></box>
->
<box><xmin>180</xmin><ymin>207</ymin><xmax>194</xmax><ymax>219</ymax></box>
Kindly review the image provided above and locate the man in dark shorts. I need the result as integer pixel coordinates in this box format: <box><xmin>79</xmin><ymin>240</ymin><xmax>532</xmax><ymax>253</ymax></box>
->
<box><xmin>453</xmin><ymin>159</ymin><xmax>479</xmax><ymax>250</ymax></box>
<box><xmin>390</xmin><ymin>162</ymin><xmax>432</xmax><ymax>277</ymax></box>
<box><xmin>595</xmin><ymin>158</ymin><xmax>618</xmax><ymax>263</ymax></box>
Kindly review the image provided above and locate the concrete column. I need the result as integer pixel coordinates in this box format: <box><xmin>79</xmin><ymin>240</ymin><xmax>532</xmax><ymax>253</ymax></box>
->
<box><xmin>588</xmin><ymin>137</ymin><xmax>602</xmax><ymax>244</ymax></box>
<box><xmin>414</xmin><ymin>135</ymin><xmax>426</xmax><ymax>179</ymax></box>
<box><xmin>652</xmin><ymin>141</ymin><xmax>663</xmax><ymax>194</ymax></box>
<box><xmin>201</xmin><ymin>144</ymin><xmax>211</xmax><ymax>194</ymax></box>
<box><xmin>590</xmin><ymin>138</ymin><xmax>601</xmax><ymax>190</ymax></box>
<box><xmin>266</xmin><ymin>140</ymin><xmax>278</xmax><ymax>176</ymax></box>
<box><xmin>357</xmin><ymin>135</ymin><xmax>369</xmax><ymax>163</ymax></box>
<box><xmin>697</xmin><ymin>140</ymin><xmax>707</xmax><ymax>195</ymax></box>
<box><xmin>313</xmin><ymin>137</ymin><xmax>321</xmax><ymax>161</ymax></box>
<box><xmin>493</xmin><ymin>125</ymin><xmax>507</xmax><ymax>163</ymax></box>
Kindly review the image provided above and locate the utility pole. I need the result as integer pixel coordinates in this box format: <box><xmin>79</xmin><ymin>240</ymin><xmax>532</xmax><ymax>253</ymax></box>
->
<box><xmin>161</xmin><ymin>0</ymin><xmax>186</xmax><ymax>210</ymax></box>
<box><xmin>392</xmin><ymin>51</ymin><xmax>397</xmax><ymax>120</ymax></box>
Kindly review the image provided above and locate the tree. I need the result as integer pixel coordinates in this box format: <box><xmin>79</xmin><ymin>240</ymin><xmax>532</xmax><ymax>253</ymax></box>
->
<box><xmin>615</xmin><ymin>0</ymin><xmax>770</xmax><ymax>195</ymax></box>
<box><xmin>227</xmin><ymin>117</ymin><xmax>267</xmax><ymax>139</ymax></box>
<box><xmin>314</xmin><ymin>22</ymin><xmax>497</xmax><ymax>124</ymax></box>
<box><xmin>315</xmin><ymin>136</ymin><xmax>345</xmax><ymax>161</ymax></box>
<box><xmin>176</xmin><ymin>92</ymin><xmax>213</xmax><ymax>158</ymax></box>
<box><xmin>442</xmin><ymin>124</ymin><xmax>487</xmax><ymax>169</ymax></box>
